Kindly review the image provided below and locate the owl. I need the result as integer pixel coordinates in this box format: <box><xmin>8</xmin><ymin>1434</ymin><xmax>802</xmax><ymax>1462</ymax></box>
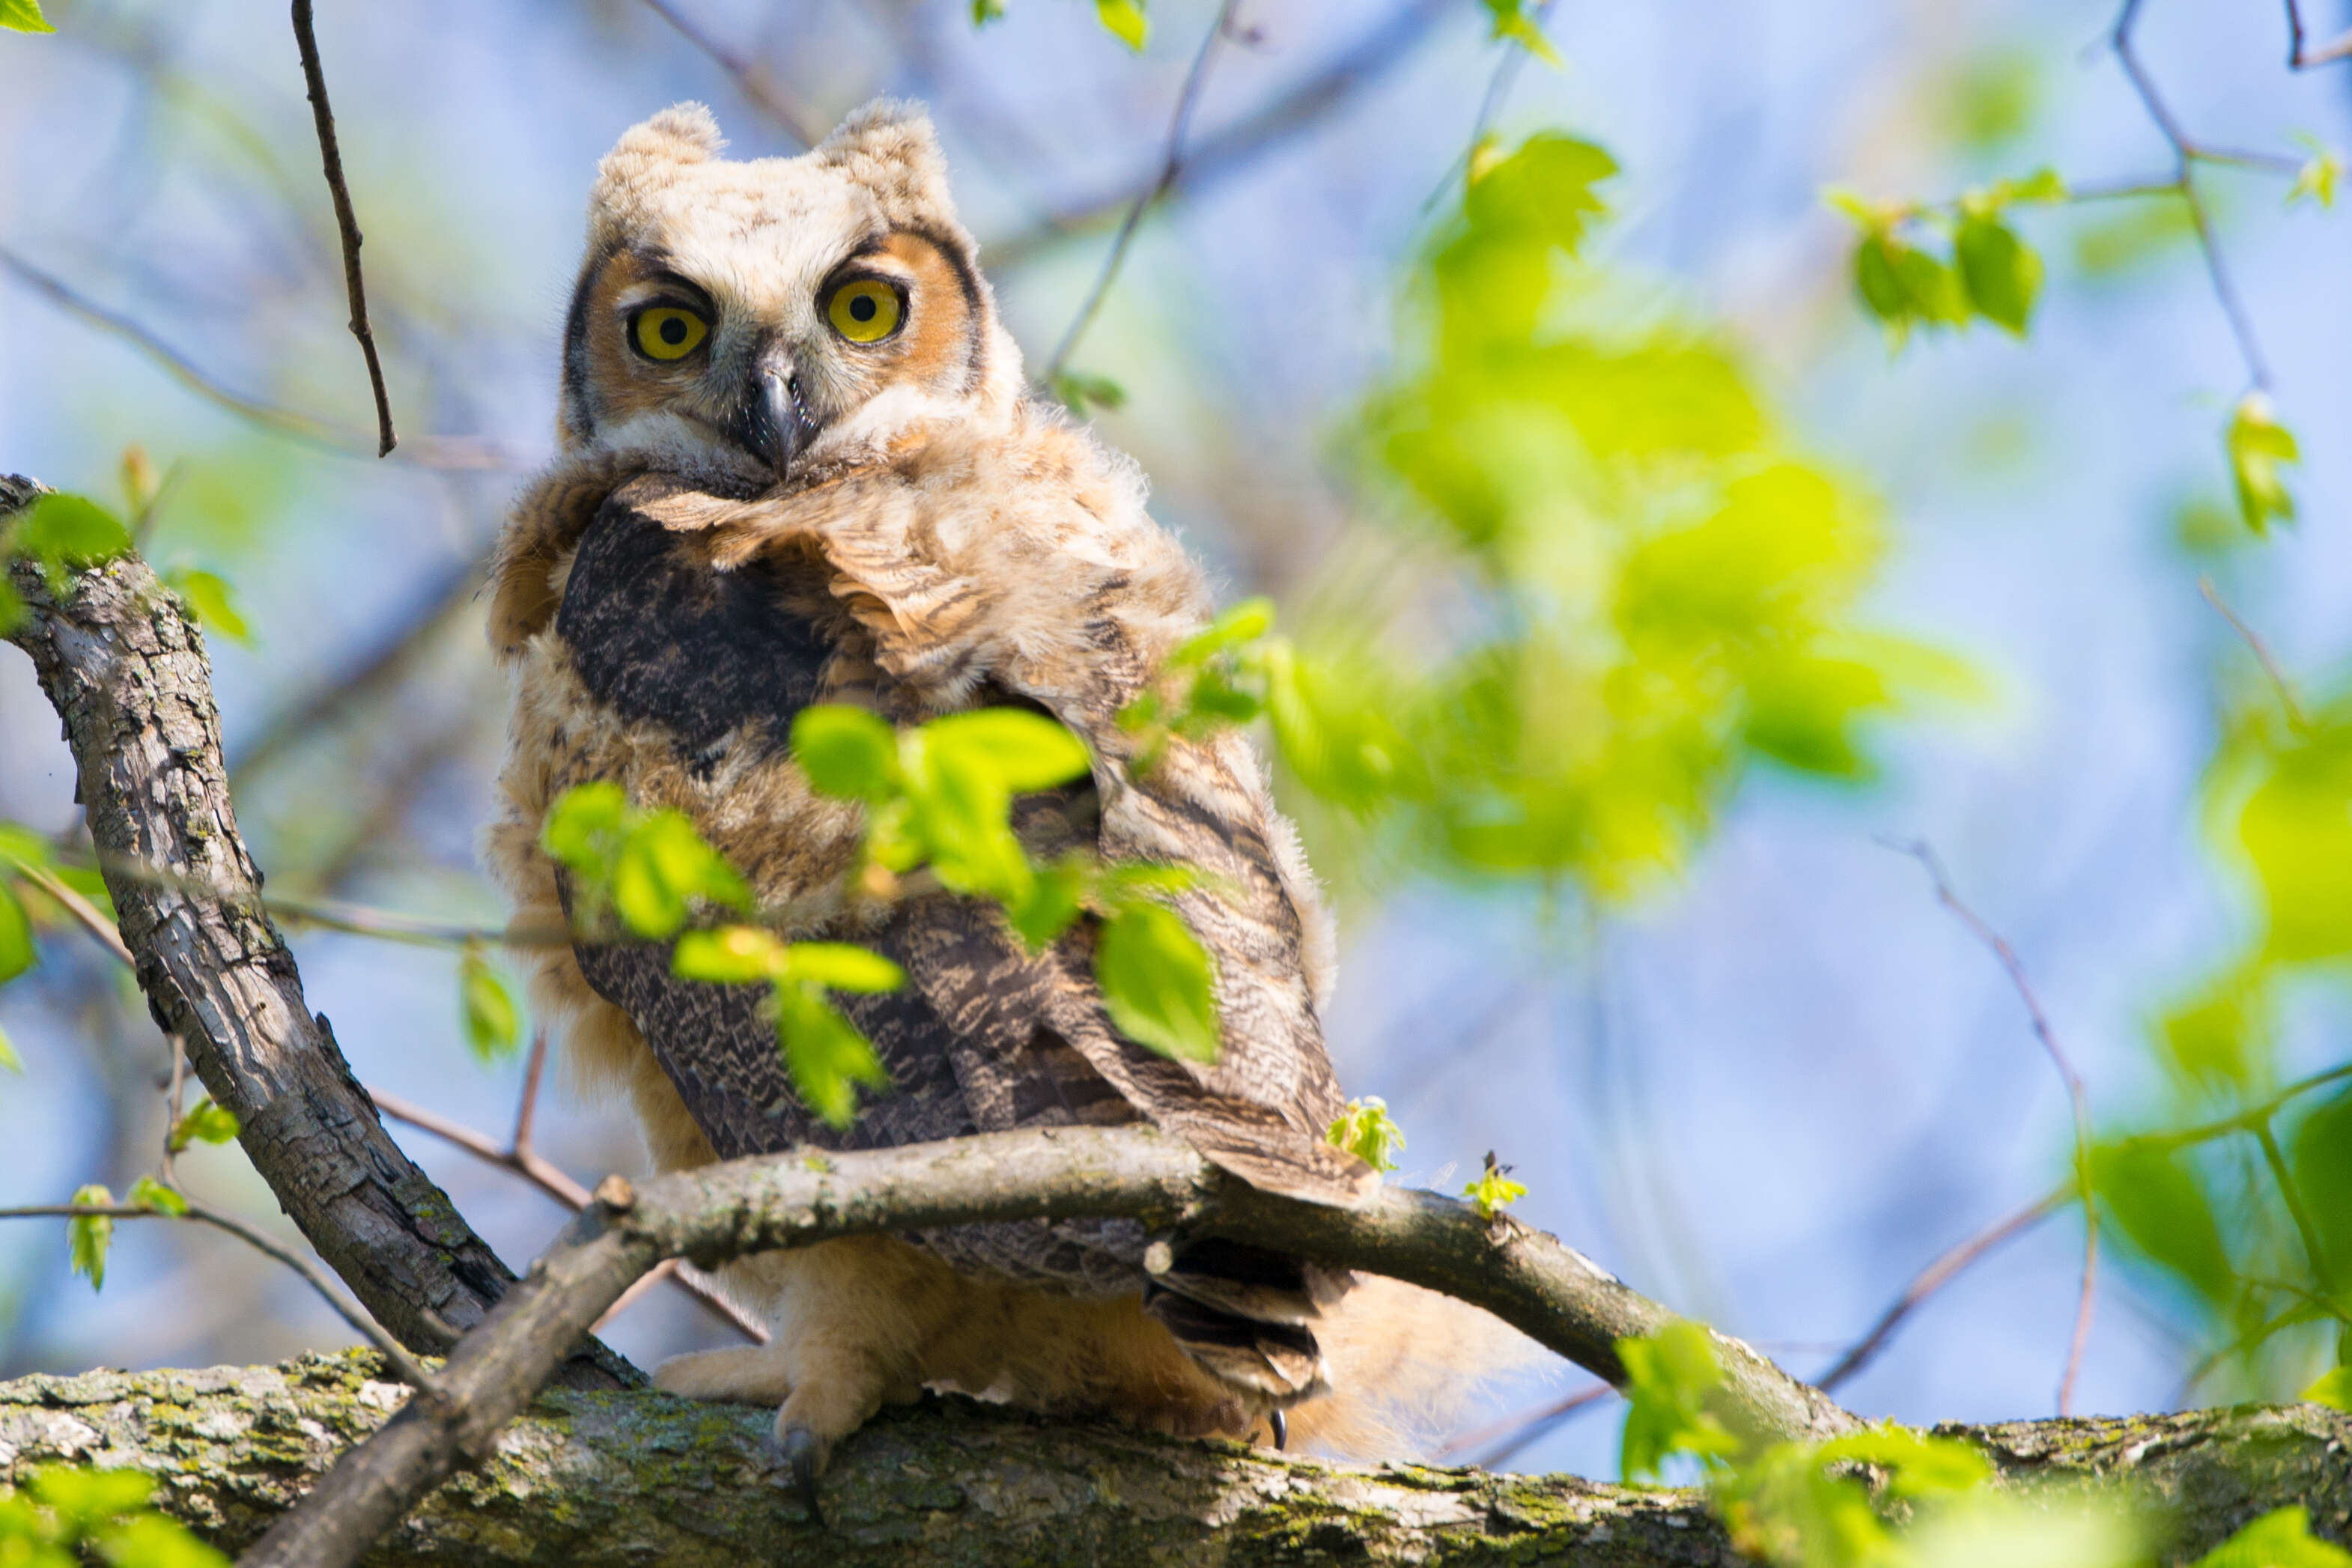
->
<box><xmin>484</xmin><ymin>100</ymin><xmax>1501</xmax><ymax>1498</ymax></box>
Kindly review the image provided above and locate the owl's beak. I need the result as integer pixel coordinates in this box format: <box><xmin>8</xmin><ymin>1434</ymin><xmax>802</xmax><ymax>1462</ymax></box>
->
<box><xmin>734</xmin><ymin>365</ymin><xmax>810</xmax><ymax>480</ymax></box>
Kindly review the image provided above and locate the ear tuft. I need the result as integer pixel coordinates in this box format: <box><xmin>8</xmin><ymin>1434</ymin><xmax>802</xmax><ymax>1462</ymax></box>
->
<box><xmin>619</xmin><ymin>102</ymin><xmax>726</xmax><ymax>163</ymax></box>
<box><xmin>817</xmin><ymin>97</ymin><xmax>955</xmax><ymax>225</ymax></box>
<box><xmin>592</xmin><ymin>103</ymin><xmax>725</xmax><ymax>228</ymax></box>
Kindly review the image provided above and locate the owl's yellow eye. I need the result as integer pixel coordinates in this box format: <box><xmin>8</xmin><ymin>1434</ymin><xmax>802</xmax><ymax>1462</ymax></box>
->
<box><xmin>633</xmin><ymin>306</ymin><xmax>708</xmax><ymax>361</ymax></box>
<box><xmin>827</xmin><ymin>280</ymin><xmax>902</xmax><ymax>344</ymax></box>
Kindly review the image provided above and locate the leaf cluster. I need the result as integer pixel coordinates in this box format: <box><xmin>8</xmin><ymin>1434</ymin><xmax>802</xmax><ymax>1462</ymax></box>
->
<box><xmin>0</xmin><ymin>1465</ymin><xmax>227</xmax><ymax>1567</ymax></box>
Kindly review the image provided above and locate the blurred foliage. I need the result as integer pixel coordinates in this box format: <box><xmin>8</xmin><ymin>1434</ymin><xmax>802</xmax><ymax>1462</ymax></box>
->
<box><xmin>0</xmin><ymin>1465</ymin><xmax>228</xmax><ymax>1567</ymax></box>
<box><xmin>0</xmin><ymin>0</ymin><xmax>52</xmax><ymax>34</ymax></box>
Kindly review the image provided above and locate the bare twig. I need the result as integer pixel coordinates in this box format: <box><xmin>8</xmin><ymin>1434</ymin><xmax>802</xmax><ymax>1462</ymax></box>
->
<box><xmin>2198</xmin><ymin>576</ymin><xmax>2306</xmax><ymax>729</ymax></box>
<box><xmin>9</xmin><ymin>858</ymin><xmax>133</xmax><ymax>966</ymax></box>
<box><xmin>2252</xmin><ymin>1122</ymin><xmax>2340</xmax><ymax>1300</ymax></box>
<box><xmin>1447</xmin><ymin>1382</ymin><xmax>1611</xmax><ymax>1468</ymax></box>
<box><xmin>2285</xmin><ymin>0</ymin><xmax>2352</xmax><ymax>67</ymax></box>
<box><xmin>0</xmin><ymin>249</ymin><xmax>512</xmax><ymax>470</ymax></box>
<box><xmin>630</xmin><ymin>0</ymin><xmax>821</xmax><ymax>146</ymax></box>
<box><xmin>983</xmin><ymin>0</ymin><xmax>1451</xmax><ymax>271</ymax></box>
<box><xmin>1815</xmin><ymin>1188</ymin><xmax>2069</xmax><ymax>1394</ymax></box>
<box><xmin>290</xmin><ymin>0</ymin><xmax>396</xmax><ymax>457</ymax></box>
<box><xmin>368</xmin><ymin>1079</ymin><xmax>768</xmax><ymax>1344</ymax></box>
<box><xmin>1042</xmin><ymin>0</ymin><xmax>1242</xmax><ymax>386</ymax></box>
<box><xmin>240</xmin><ymin>1125</ymin><xmax>1859</xmax><ymax>1568</ymax></box>
<box><xmin>1881</xmin><ymin>839</ymin><xmax>2098</xmax><ymax>1416</ymax></box>
<box><xmin>0</xmin><ymin>1200</ymin><xmax>437</xmax><ymax>1393</ymax></box>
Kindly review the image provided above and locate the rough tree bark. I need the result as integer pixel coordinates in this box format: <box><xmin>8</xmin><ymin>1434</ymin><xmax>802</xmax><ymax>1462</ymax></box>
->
<box><xmin>0</xmin><ymin>474</ymin><xmax>630</xmax><ymax>1391</ymax></box>
<box><xmin>0</xmin><ymin>1354</ymin><xmax>2344</xmax><ymax>1566</ymax></box>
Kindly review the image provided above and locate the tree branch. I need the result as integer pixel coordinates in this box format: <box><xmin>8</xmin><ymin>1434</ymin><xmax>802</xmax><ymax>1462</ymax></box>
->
<box><xmin>0</xmin><ymin>475</ymin><xmax>630</xmax><ymax>1392</ymax></box>
<box><xmin>289</xmin><ymin>0</ymin><xmax>395</xmax><ymax>458</ymax></box>
<box><xmin>242</xmin><ymin>1124</ymin><xmax>1860</xmax><ymax>1568</ymax></box>
<box><xmin>0</xmin><ymin>1353</ymin><xmax>2339</xmax><ymax>1566</ymax></box>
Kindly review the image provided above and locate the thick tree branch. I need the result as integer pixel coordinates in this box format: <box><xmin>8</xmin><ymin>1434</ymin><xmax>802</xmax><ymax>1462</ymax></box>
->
<box><xmin>246</xmin><ymin>1125</ymin><xmax>1859</xmax><ymax>1568</ymax></box>
<box><xmin>0</xmin><ymin>1354</ymin><xmax>2340</xmax><ymax>1566</ymax></box>
<box><xmin>0</xmin><ymin>475</ymin><xmax>630</xmax><ymax>1392</ymax></box>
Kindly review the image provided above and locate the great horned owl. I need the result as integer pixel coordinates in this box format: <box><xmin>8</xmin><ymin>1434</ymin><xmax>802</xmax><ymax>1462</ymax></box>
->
<box><xmin>485</xmin><ymin>101</ymin><xmax>1494</xmax><ymax>1489</ymax></box>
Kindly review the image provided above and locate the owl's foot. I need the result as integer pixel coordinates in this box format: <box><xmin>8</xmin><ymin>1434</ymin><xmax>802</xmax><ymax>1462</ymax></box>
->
<box><xmin>766</xmin><ymin>1423</ymin><xmax>829</xmax><ymax>1525</ymax></box>
<box><xmin>654</xmin><ymin>1344</ymin><xmax>796</xmax><ymax>1404</ymax></box>
<box><xmin>1269</xmin><ymin>1409</ymin><xmax>1288</xmax><ymax>1450</ymax></box>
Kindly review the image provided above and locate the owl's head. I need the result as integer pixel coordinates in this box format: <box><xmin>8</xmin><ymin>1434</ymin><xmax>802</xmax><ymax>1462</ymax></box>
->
<box><xmin>559</xmin><ymin>100</ymin><xmax>1022</xmax><ymax>484</ymax></box>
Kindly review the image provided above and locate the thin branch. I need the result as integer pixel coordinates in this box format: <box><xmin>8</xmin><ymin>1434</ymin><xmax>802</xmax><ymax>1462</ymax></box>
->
<box><xmin>1881</xmin><ymin>838</ymin><xmax>2098</xmax><ymax>1416</ymax></box>
<box><xmin>0</xmin><ymin>1200</ymin><xmax>437</xmax><ymax>1393</ymax></box>
<box><xmin>1814</xmin><ymin>1187</ymin><xmax>2070</xmax><ymax>1394</ymax></box>
<box><xmin>0</xmin><ymin>249</ymin><xmax>513</xmax><ymax>470</ymax></box>
<box><xmin>982</xmin><ymin>0</ymin><xmax>1451</xmax><ymax>271</ymax></box>
<box><xmin>2109</xmin><ymin>0</ymin><xmax>2272</xmax><ymax>391</ymax></box>
<box><xmin>2285</xmin><ymin>0</ymin><xmax>2352</xmax><ymax>67</ymax></box>
<box><xmin>1042</xmin><ymin>0</ymin><xmax>1242</xmax><ymax>386</ymax></box>
<box><xmin>2253</xmin><ymin>1121</ymin><xmax>2340</xmax><ymax>1300</ymax></box>
<box><xmin>240</xmin><ymin>1125</ymin><xmax>1860</xmax><ymax>1568</ymax></box>
<box><xmin>290</xmin><ymin>0</ymin><xmax>395</xmax><ymax>457</ymax></box>
<box><xmin>368</xmin><ymin>1081</ymin><xmax>768</xmax><ymax>1344</ymax></box>
<box><xmin>1447</xmin><ymin>1382</ymin><xmax>1611</xmax><ymax>1469</ymax></box>
<box><xmin>10</xmin><ymin>858</ymin><xmax>133</xmax><ymax>966</ymax></box>
<box><xmin>630</xmin><ymin>0</ymin><xmax>821</xmax><ymax>147</ymax></box>
<box><xmin>2198</xmin><ymin>576</ymin><xmax>2307</xmax><ymax>729</ymax></box>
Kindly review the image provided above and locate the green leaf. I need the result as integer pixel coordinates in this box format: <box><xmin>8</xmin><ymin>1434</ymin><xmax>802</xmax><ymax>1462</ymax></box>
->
<box><xmin>458</xmin><ymin>950</ymin><xmax>521</xmax><ymax>1064</ymax></box>
<box><xmin>2091</xmin><ymin>1140</ymin><xmax>2235</xmax><ymax>1305</ymax></box>
<box><xmin>11</xmin><ymin>493</ymin><xmax>132</xmax><ymax>588</ymax></box>
<box><xmin>1052</xmin><ymin>371</ymin><xmax>1128</xmax><ymax>416</ymax></box>
<box><xmin>612</xmin><ymin>812</ymin><xmax>752</xmax><ymax>938</ymax></box>
<box><xmin>95</xmin><ymin>1509</ymin><xmax>234</xmax><ymax>1567</ymax></box>
<box><xmin>0</xmin><ymin>881</ymin><xmax>32</xmax><ymax>982</ymax></box>
<box><xmin>0</xmin><ymin>0</ymin><xmax>54</xmax><ymax>34</ymax></box>
<box><xmin>672</xmin><ymin>925</ymin><xmax>787</xmax><ymax>985</ymax></box>
<box><xmin>1008</xmin><ymin>856</ymin><xmax>1089</xmax><ymax>949</ymax></box>
<box><xmin>1171</xmin><ymin>598</ymin><xmax>1276</xmax><ymax>667</ymax></box>
<box><xmin>2228</xmin><ymin>392</ymin><xmax>2300</xmax><ymax>534</ymax></box>
<box><xmin>126</xmin><ymin>1176</ymin><xmax>186</xmax><ymax>1218</ymax></box>
<box><xmin>1854</xmin><ymin>234</ymin><xmax>1969</xmax><ymax>335</ymax></box>
<box><xmin>163</xmin><ymin>569</ymin><xmax>253</xmax><ymax>645</ymax></box>
<box><xmin>2189</xmin><ymin>1507</ymin><xmax>2352</xmax><ymax>1568</ymax></box>
<box><xmin>0</xmin><ymin>576</ymin><xmax>22</xmax><ymax>635</ymax></box>
<box><xmin>1954</xmin><ymin>214</ymin><xmax>2042</xmax><ymax>334</ymax></box>
<box><xmin>970</xmin><ymin>0</ymin><xmax>1004</xmax><ymax>21</ymax></box>
<box><xmin>1095</xmin><ymin>899</ymin><xmax>1220</xmax><ymax>1062</ymax></box>
<box><xmin>784</xmin><ymin>942</ymin><xmax>905</xmax><ymax>994</ymax></box>
<box><xmin>1815</xmin><ymin>1424</ymin><xmax>1993</xmax><ymax>1498</ymax></box>
<box><xmin>2289</xmin><ymin>139</ymin><xmax>2342</xmax><ymax>209</ymax></box>
<box><xmin>2288</xmin><ymin>1088</ymin><xmax>2352</xmax><ymax>1288</ymax></box>
<box><xmin>541</xmin><ymin>781</ymin><xmax>628</xmax><ymax>868</ymax></box>
<box><xmin>1464</xmin><ymin>134</ymin><xmax>1617</xmax><ymax>257</ymax></box>
<box><xmin>774</xmin><ymin>987</ymin><xmax>890</xmax><ymax>1128</ymax></box>
<box><xmin>1617</xmin><ymin>1321</ymin><xmax>1739</xmax><ymax>1481</ymax></box>
<box><xmin>168</xmin><ymin>1097</ymin><xmax>239</xmax><ymax>1152</ymax></box>
<box><xmin>68</xmin><ymin>1184</ymin><xmax>113</xmax><ymax>1292</ymax></box>
<box><xmin>1328</xmin><ymin>1096</ymin><xmax>1406</xmax><ymax>1173</ymax></box>
<box><xmin>1462</xmin><ymin>1152</ymin><xmax>1527</xmax><ymax>1218</ymax></box>
<box><xmin>1990</xmin><ymin>165</ymin><xmax>2068</xmax><ymax>205</ymax></box>
<box><xmin>791</xmin><ymin>706</ymin><xmax>901</xmax><ymax>801</ymax></box>
<box><xmin>2303</xmin><ymin>1366</ymin><xmax>2352</xmax><ymax>1411</ymax></box>
<box><xmin>1094</xmin><ymin>0</ymin><xmax>1146</xmax><ymax>50</ymax></box>
<box><xmin>1479</xmin><ymin>0</ymin><xmax>1559</xmax><ymax>64</ymax></box>
<box><xmin>0</xmin><ymin>1021</ymin><xmax>19</xmax><ymax>1072</ymax></box>
<box><xmin>924</xmin><ymin>709</ymin><xmax>1092</xmax><ymax>794</ymax></box>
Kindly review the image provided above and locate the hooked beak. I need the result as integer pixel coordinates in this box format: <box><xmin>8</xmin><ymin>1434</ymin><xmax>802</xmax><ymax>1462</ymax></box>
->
<box><xmin>732</xmin><ymin>363</ymin><xmax>812</xmax><ymax>480</ymax></box>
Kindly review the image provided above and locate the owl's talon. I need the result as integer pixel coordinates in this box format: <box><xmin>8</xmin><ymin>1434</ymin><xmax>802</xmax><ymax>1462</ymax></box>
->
<box><xmin>771</xmin><ymin>1425</ymin><xmax>828</xmax><ymax>1525</ymax></box>
<box><xmin>1270</xmin><ymin>1409</ymin><xmax>1288</xmax><ymax>1451</ymax></box>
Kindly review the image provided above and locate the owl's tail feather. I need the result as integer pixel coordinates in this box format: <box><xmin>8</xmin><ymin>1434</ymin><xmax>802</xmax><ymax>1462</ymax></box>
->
<box><xmin>1284</xmin><ymin>1274</ymin><xmax>1552</xmax><ymax>1462</ymax></box>
<box><xmin>1143</xmin><ymin>1237</ymin><xmax>1352</xmax><ymax>1404</ymax></box>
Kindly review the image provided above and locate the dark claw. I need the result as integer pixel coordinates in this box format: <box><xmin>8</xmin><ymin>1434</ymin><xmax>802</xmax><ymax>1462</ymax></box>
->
<box><xmin>768</xmin><ymin>1425</ymin><xmax>827</xmax><ymax>1525</ymax></box>
<box><xmin>1269</xmin><ymin>1409</ymin><xmax>1288</xmax><ymax>1451</ymax></box>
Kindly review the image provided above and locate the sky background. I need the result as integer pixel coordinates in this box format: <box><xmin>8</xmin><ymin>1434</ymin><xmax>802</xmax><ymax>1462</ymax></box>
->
<box><xmin>0</xmin><ymin>0</ymin><xmax>2345</xmax><ymax>1480</ymax></box>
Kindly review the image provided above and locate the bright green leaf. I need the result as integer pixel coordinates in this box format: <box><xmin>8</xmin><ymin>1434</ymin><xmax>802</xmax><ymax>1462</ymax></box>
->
<box><xmin>68</xmin><ymin>1183</ymin><xmax>112</xmax><ymax>1292</ymax></box>
<box><xmin>2288</xmin><ymin>1088</ymin><xmax>2352</xmax><ymax>1287</ymax></box>
<box><xmin>1094</xmin><ymin>0</ymin><xmax>1146</xmax><ymax>50</ymax></box>
<box><xmin>924</xmin><ymin>708</ymin><xmax>1092</xmax><ymax>794</ymax></box>
<box><xmin>785</xmin><ymin>942</ymin><xmax>905</xmax><ymax>994</ymax></box>
<box><xmin>2091</xmin><ymin>1140</ymin><xmax>2235</xmax><ymax>1305</ymax></box>
<box><xmin>1463</xmin><ymin>1152</ymin><xmax>1527</xmax><ymax>1218</ymax></box>
<box><xmin>168</xmin><ymin>1097</ymin><xmax>239</xmax><ymax>1152</ymax></box>
<box><xmin>11</xmin><ymin>493</ymin><xmax>131</xmax><ymax>588</ymax></box>
<box><xmin>0</xmin><ymin>881</ymin><xmax>31</xmax><ymax>982</ymax></box>
<box><xmin>1479</xmin><ymin>0</ymin><xmax>1559</xmax><ymax>64</ymax></box>
<box><xmin>1171</xmin><ymin>598</ymin><xmax>1276</xmax><ymax>667</ymax></box>
<box><xmin>970</xmin><ymin>0</ymin><xmax>1004</xmax><ymax>21</ymax></box>
<box><xmin>0</xmin><ymin>0</ymin><xmax>54</xmax><ymax>34</ymax></box>
<box><xmin>1328</xmin><ymin>1096</ymin><xmax>1406</xmax><ymax>1173</ymax></box>
<box><xmin>2228</xmin><ymin>392</ymin><xmax>2300</xmax><ymax>534</ymax></box>
<box><xmin>2289</xmin><ymin>140</ymin><xmax>2342</xmax><ymax>209</ymax></box>
<box><xmin>1096</xmin><ymin>899</ymin><xmax>1220</xmax><ymax>1062</ymax></box>
<box><xmin>1815</xmin><ymin>1423</ymin><xmax>1993</xmax><ymax>1498</ymax></box>
<box><xmin>458</xmin><ymin>950</ymin><xmax>522</xmax><ymax>1064</ymax></box>
<box><xmin>0</xmin><ymin>1021</ymin><xmax>19</xmax><ymax>1072</ymax></box>
<box><xmin>2303</xmin><ymin>1367</ymin><xmax>2352</xmax><ymax>1411</ymax></box>
<box><xmin>1955</xmin><ymin>214</ymin><xmax>2042</xmax><ymax>334</ymax></box>
<box><xmin>1052</xmin><ymin>371</ymin><xmax>1128</xmax><ymax>416</ymax></box>
<box><xmin>791</xmin><ymin>705</ymin><xmax>901</xmax><ymax>802</ymax></box>
<box><xmin>1008</xmin><ymin>856</ymin><xmax>1089</xmax><ymax>949</ymax></box>
<box><xmin>542</xmin><ymin>781</ymin><xmax>628</xmax><ymax>868</ymax></box>
<box><xmin>164</xmin><ymin>568</ymin><xmax>253</xmax><ymax>645</ymax></box>
<box><xmin>2190</xmin><ymin>1507</ymin><xmax>2352</xmax><ymax>1568</ymax></box>
<box><xmin>1617</xmin><ymin>1321</ymin><xmax>1739</xmax><ymax>1481</ymax></box>
<box><xmin>613</xmin><ymin>811</ymin><xmax>752</xmax><ymax>938</ymax></box>
<box><xmin>1464</xmin><ymin>134</ymin><xmax>1617</xmax><ymax>258</ymax></box>
<box><xmin>95</xmin><ymin>1508</ymin><xmax>234</xmax><ymax>1567</ymax></box>
<box><xmin>774</xmin><ymin>987</ymin><xmax>890</xmax><ymax>1128</ymax></box>
<box><xmin>672</xmin><ymin>925</ymin><xmax>788</xmax><ymax>985</ymax></box>
<box><xmin>126</xmin><ymin>1176</ymin><xmax>186</xmax><ymax>1218</ymax></box>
